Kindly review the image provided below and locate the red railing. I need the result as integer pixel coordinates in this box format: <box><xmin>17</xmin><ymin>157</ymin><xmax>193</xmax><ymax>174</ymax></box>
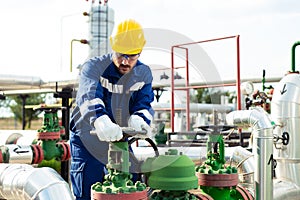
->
<box><xmin>171</xmin><ymin>35</ymin><xmax>241</xmax><ymax>132</ymax></box>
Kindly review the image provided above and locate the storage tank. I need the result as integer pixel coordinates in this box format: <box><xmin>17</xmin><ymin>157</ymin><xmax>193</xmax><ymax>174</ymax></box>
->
<box><xmin>271</xmin><ymin>73</ymin><xmax>300</xmax><ymax>186</ymax></box>
<box><xmin>88</xmin><ymin>4</ymin><xmax>114</xmax><ymax>57</ymax></box>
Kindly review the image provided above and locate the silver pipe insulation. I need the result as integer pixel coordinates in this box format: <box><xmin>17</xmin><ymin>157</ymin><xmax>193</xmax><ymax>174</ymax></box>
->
<box><xmin>152</xmin><ymin>102</ymin><xmax>233</xmax><ymax>113</ymax></box>
<box><xmin>226</xmin><ymin>108</ymin><xmax>273</xmax><ymax>200</ymax></box>
<box><xmin>230</xmin><ymin>146</ymin><xmax>254</xmax><ymax>193</ymax></box>
<box><xmin>1</xmin><ymin>144</ymin><xmax>34</xmax><ymax>164</ymax></box>
<box><xmin>0</xmin><ymin>131</ymin><xmax>37</xmax><ymax>146</ymax></box>
<box><xmin>0</xmin><ymin>164</ymin><xmax>74</xmax><ymax>200</ymax></box>
<box><xmin>273</xmin><ymin>179</ymin><xmax>300</xmax><ymax>200</ymax></box>
<box><xmin>271</xmin><ymin>73</ymin><xmax>300</xmax><ymax>186</ymax></box>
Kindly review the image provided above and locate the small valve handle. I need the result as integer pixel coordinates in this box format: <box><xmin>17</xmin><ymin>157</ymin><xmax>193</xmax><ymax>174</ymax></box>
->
<box><xmin>274</xmin><ymin>131</ymin><xmax>289</xmax><ymax>146</ymax></box>
<box><xmin>282</xmin><ymin>132</ymin><xmax>289</xmax><ymax>145</ymax></box>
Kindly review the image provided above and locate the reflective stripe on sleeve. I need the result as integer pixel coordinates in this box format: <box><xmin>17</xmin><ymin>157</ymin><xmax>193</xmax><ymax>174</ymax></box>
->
<box><xmin>100</xmin><ymin>77</ymin><xmax>145</xmax><ymax>93</ymax></box>
<box><xmin>135</xmin><ymin>109</ymin><xmax>153</xmax><ymax>123</ymax></box>
<box><xmin>100</xmin><ymin>77</ymin><xmax>123</xmax><ymax>93</ymax></box>
<box><xmin>129</xmin><ymin>82</ymin><xmax>145</xmax><ymax>91</ymax></box>
<box><xmin>79</xmin><ymin>98</ymin><xmax>105</xmax><ymax>116</ymax></box>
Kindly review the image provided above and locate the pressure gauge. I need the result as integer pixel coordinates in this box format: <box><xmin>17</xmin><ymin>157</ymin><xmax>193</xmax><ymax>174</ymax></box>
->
<box><xmin>241</xmin><ymin>81</ymin><xmax>254</xmax><ymax>95</ymax></box>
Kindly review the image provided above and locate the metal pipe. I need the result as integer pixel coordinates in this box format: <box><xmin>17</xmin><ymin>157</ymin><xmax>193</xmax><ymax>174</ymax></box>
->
<box><xmin>60</xmin><ymin>87</ymin><xmax>73</xmax><ymax>183</ymax></box>
<box><xmin>226</xmin><ymin>108</ymin><xmax>273</xmax><ymax>200</ymax></box>
<box><xmin>152</xmin><ymin>103</ymin><xmax>233</xmax><ymax>113</ymax></box>
<box><xmin>70</xmin><ymin>39</ymin><xmax>89</xmax><ymax>72</ymax></box>
<box><xmin>271</xmin><ymin>73</ymin><xmax>300</xmax><ymax>186</ymax></box>
<box><xmin>170</xmin><ymin>35</ymin><xmax>241</xmax><ymax>132</ymax></box>
<box><xmin>3</xmin><ymin>144</ymin><xmax>33</xmax><ymax>164</ymax></box>
<box><xmin>230</xmin><ymin>146</ymin><xmax>254</xmax><ymax>184</ymax></box>
<box><xmin>185</xmin><ymin>48</ymin><xmax>190</xmax><ymax>131</ymax></box>
<box><xmin>172</xmin><ymin>35</ymin><xmax>238</xmax><ymax>48</ymax></box>
<box><xmin>291</xmin><ymin>41</ymin><xmax>300</xmax><ymax>72</ymax></box>
<box><xmin>0</xmin><ymin>74</ymin><xmax>44</xmax><ymax>87</ymax></box>
<box><xmin>19</xmin><ymin>94</ymin><xmax>29</xmax><ymax>130</ymax></box>
<box><xmin>236</xmin><ymin>35</ymin><xmax>241</xmax><ymax>110</ymax></box>
<box><xmin>171</xmin><ymin>46</ymin><xmax>175</xmax><ymax>132</ymax></box>
<box><xmin>273</xmin><ymin>179</ymin><xmax>300</xmax><ymax>200</ymax></box>
<box><xmin>0</xmin><ymin>164</ymin><xmax>74</xmax><ymax>200</ymax></box>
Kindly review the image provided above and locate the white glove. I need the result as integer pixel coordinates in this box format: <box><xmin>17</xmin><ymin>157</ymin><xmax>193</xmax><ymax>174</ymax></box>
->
<box><xmin>94</xmin><ymin>115</ymin><xmax>123</xmax><ymax>142</ymax></box>
<box><xmin>128</xmin><ymin>115</ymin><xmax>152</xmax><ymax>138</ymax></box>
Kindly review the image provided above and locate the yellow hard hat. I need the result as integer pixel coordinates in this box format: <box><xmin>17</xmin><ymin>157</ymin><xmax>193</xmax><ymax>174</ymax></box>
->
<box><xmin>110</xmin><ymin>19</ymin><xmax>146</xmax><ymax>54</ymax></box>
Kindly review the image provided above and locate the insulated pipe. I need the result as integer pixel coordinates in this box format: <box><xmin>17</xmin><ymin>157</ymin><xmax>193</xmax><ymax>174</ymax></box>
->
<box><xmin>0</xmin><ymin>144</ymin><xmax>44</xmax><ymax>165</ymax></box>
<box><xmin>0</xmin><ymin>130</ymin><xmax>37</xmax><ymax>145</ymax></box>
<box><xmin>271</xmin><ymin>73</ymin><xmax>300</xmax><ymax>186</ymax></box>
<box><xmin>0</xmin><ymin>164</ymin><xmax>74</xmax><ymax>200</ymax></box>
<box><xmin>3</xmin><ymin>144</ymin><xmax>33</xmax><ymax>164</ymax></box>
<box><xmin>226</xmin><ymin>108</ymin><xmax>273</xmax><ymax>200</ymax></box>
<box><xmin>273</xmin><ymin>179</ymin><xmax>300</xmax><ymax>200</ymax></box>
<box><xmin>152</xmin><ymin>103</ymin><xmax>233</xmax><ymax>113</ymax></box>
<box><xmin>230</xmin><ymin>146</ymin><xmax>254</xmax><ymax>189</ymax></box>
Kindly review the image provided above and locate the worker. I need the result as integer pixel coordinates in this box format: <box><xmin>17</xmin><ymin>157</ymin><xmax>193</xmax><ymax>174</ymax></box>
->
<box><xmin>69</xmin><ymin>19</ymin><xmax>154</xmax><ymax>200</ymax></box>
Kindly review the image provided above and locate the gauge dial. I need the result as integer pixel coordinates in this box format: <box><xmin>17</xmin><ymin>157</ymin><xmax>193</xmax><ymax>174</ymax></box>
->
<box><xmin>241</xmin><ymin>81</ymin><xmax>254</xmax><ymax>95</ymax></box>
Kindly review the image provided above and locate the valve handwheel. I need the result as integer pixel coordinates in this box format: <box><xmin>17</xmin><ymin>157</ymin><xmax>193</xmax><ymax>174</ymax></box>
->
<box><xmin>196</xmin><ymin>125</ymin><xmax>236</xmax><ymax>134</ymax></box>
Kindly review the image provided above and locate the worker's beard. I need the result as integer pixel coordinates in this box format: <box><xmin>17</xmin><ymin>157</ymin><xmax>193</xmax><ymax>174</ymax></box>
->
<box><xmin>118</xmin><ymin>64</ymin><xmax>132</xmax><ymax>74</ymax></box>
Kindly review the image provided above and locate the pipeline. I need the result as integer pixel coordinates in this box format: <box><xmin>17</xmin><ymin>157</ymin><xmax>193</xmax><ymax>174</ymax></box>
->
<box><xmin>291</xmin><ymin>41</ymin><xmax>300</xmax><ymax>73</ymax></box>
<box><xmin>230</xmin><ymin>146</ymin><xmax>254</xmax><ymax>194</ymax></box>
<box><xmin>0</xmin><ymin>164</ymin><xmax>74</xmax><ymax>200</ymax></box>
<box><xmin>273</xmin><ymin>179</ymin><xmax>300</xmax><ymax>200</ymax></box>
<box><xmin>271</xmin><ymin>73</ymin><xmax>300</xmax><ymax>187</ymax></box>
<box><xmin>226</xmin><ymin>107</ymin><xmax>273</xmax><ymax>200</ymax></box>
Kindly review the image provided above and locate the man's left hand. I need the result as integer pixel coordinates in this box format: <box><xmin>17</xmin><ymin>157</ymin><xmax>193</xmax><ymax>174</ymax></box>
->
<box><xmin>128</xmin><ymin>115</ymin><xmax>152</xmax><ymax>138</ymax></box>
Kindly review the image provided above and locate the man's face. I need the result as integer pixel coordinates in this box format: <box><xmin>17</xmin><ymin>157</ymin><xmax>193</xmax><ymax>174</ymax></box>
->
<box><xmin>113</xmin><ymin>52</ymin><xmax>140</xmax><ymax>74</ymax></box>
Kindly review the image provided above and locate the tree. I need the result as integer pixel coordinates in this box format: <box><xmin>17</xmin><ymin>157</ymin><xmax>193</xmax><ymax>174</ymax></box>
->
<box><xmin>193</xmin><ymin>88</ymin><xmax>233</xmax><ymax>104</ymax></box>
<box><xmin>7</xmin><ymin>93</ymin><xmax>46</xmax><ymax>129</ymax></box>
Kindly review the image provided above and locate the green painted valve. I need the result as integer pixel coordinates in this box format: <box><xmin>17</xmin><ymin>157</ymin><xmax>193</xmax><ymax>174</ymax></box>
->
<box><xmin>195</xmin><ymin>112</ymin><xmax>253</xmax><ymax>200</ymax></box>
<box><xmin>34</xmin><ymin>107</ymin><xmax>70</xmax><ymax>164</ymax></box>
<box><xmin>154</xmin><ymin>122</ymin><xmax>167</xmax><ymax>146</ymax></box>
<box><xmin>206</xmin><ymin>134</ymin><xmax>225</xmax><ymax>171</ymax></box>
<box><xmin>91</xmin><ymin>141</ymin><xmax>147</xmax><ymax>197</ymax></box>
<box><xmin>142</xmin><ymin>149</ymin><xmax>199</xmax><ymax>200</ymax></box>
<box><xmin>37</xmin><ymin>109</ymin><xmax>64</xmax><ymax>136</ymax></box>
<box><xmin>150</xmin><ymin>190</ymin><xmax>199</xmax><ymax>200</ymax></box>
<box><xmin>145</xmin><ymin>149</ymin><xmax>198</xmax><ymax>190</ymax></box>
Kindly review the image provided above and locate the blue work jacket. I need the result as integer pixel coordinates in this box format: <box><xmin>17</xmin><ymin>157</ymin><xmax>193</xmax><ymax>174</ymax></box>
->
<box><xmin>70</xmin><ymin>54</ymin><xmax>154</xmax><ymax>152</ymax></box>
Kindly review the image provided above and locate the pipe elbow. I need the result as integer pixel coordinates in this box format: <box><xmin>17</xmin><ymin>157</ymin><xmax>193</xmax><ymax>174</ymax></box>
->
<box><xmin>226</xmin><ymin>108</ymin><xmax>273</xmax><ymax>134</ymax></box>
<box><xmin>0</xmin><ymin>164</ymin><xmax>74</xmax><ymax>200</ymax></box>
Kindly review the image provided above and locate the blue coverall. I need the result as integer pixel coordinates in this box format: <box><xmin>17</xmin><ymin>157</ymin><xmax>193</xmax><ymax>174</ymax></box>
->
<box><xmin>69</xmin><ymin>53</ymin><xmax>154</xmax><ymax>200</ymax></box>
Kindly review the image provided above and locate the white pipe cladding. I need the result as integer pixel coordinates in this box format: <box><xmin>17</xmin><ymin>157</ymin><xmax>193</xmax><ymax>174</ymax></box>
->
<box><xmin>0</xmin><ymin>164</ymin><xmax>74</xmax><ymax>200</ymax></box>
<box><xmin>226</xmin><ymin>107</ymin><xmax>273</xmax><ymax>200</ymax></box>
<box><xmin>271</xmin><ymin>73</ymin><xmax>300</xmax><ymax>186</ymax></box>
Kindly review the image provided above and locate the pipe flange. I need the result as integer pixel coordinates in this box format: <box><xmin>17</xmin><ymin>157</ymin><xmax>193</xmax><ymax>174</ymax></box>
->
<box><xmin>31</xmin><ymin>144</ymin><xmax>44</xmax><ymax>164</ymax></box>
<box><xmin>58</xmin><ymin>142</ymin><xmax>70</xmax><ymax>161</ymax></box>
<box><xmin>60</xmin><ymin>128</ymin><xmax>65</xmax><ymax>136</ymax></box>
<box><xmin>59</xmin><ymin>142</ymin><xmax>68</xmax><ymax>161</ymax></box>
<box><xmin>0</xmin><ymin>149</ymin><xmax>3</xmax><ymax>163</ymax></box>
<box><xmin>236</xmin><ymin>185</ymin><xmax>253</xmax><ymax>200</ymax></box>
<box><xmin>196</xmin><ymin>172</ymin><xmax>239</xmax><ymax>187</ymax></box>
<box><xmin>37</xmin><ymin>131</ymin><xmax>60</xmax><ymax>140</ymax></box>
<box><xmin>91</xmin><ymin>190</ymin><xmax>147</xmax><ymax>200</ymax></box>
<box><xmin>196</xmin><ymin>193</ymin><xmax>214</xmax><ymax>200</ymax></box>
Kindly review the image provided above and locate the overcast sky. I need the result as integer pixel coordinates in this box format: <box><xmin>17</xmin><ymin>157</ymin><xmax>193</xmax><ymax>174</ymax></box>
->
<box><xmin>0</xmin><ymin>0</ymin><xmax>300</xmax><ymax>83</ymax></box>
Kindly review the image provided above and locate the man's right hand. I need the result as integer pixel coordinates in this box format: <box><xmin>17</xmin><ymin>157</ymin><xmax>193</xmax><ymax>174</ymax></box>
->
<box><xmin>94</xmin><ymin>115</ymin><xmax>123</xmax><ymax>142</ymax></box>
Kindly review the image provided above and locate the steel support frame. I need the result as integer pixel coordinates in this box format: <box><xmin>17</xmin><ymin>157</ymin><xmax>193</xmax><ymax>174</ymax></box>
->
<box><xmin>171</xmin><ymin>35</ymin><xmax>241</xmax><ymax>132</ymax></box>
